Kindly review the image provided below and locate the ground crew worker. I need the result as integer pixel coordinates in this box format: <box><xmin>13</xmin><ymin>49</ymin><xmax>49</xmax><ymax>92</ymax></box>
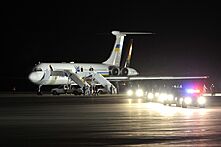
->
<box><xmin>82</xmin><ymin>85</ymin><xmax>86</xmax><ymax>95</ymax></box>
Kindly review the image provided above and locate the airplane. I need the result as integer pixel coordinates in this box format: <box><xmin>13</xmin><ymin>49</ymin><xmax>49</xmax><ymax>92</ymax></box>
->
<box><xmin>28</xmin><ymin>30</ymin><xmax>208</xmax><ymax>95</ymax></box>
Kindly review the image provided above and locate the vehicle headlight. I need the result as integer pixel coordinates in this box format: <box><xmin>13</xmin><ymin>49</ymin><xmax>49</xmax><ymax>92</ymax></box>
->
<box><xmin>147</xmin><ymin>92</ymin><xmax>154</xmax><ymax>99</ymax></box>
<box><xmin>136</xmin><ymin>89</ymin><xmax>144</xmax><ymax>97</ymax></box>
<box><xmin>184</xmin><ymin>97</ymin><xmax>192</xmax><ymax>105</ymax></box>
<box><xmin>167</xmin><ymin>94</ymin><xmax>174</xmax><ymax>101</ymax></box>
<box><xmin>127</xmin><ymin>89</ymin><xmax>133</xmax><ymax>96</ymax></box>
<box><xmin>179</xmin><ymin>97</ymin><xmax>183</xmax><ymax>104</ymax></box>
<box><xmin>155</xmin><ymin>92</ymin><xmax>160</xmax><ymax>98</ymax></box>
<box><xmin>159</xmin><ymin>93</ymin><xmax>167</xmax><ymax>102</ymax></box>
<box><xmin>197</xmin><ymin>96</ymin><xmax>206</xmax><ymax>105</ymax></box>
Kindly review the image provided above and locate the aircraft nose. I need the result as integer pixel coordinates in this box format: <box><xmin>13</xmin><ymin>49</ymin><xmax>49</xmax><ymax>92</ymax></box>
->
<box><xmin>28</xmin><ymin>72</ymin><xmax>44</xmax><ymax>83</ymax></box>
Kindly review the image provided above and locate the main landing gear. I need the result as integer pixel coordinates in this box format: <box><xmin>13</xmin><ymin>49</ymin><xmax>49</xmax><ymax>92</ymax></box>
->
<box><xmin>37</xmin><ymin>85</ymin><xmax>42</xmax><ymax>95</ymax></box>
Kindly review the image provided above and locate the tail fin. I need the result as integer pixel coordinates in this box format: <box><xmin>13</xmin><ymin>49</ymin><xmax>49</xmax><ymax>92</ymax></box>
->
<box><xmin>103</xmin><ymin>31</ymin><xmax>153</xmax><ymax>67</ymax></box>
<box><xmin>124</xmin><ymin>39</ymin><xmax>133</xmax><ymax>68</ymax></box>
<box><xmin>102</xmin><ymin>31</ymin><xmax>125</xmax><ymax>67</ymax></box>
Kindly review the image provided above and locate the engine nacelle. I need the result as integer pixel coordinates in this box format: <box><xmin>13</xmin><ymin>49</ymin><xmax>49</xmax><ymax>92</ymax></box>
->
<box><xmin>111</xmin><ymin>67</ymin><xmax>120</xmax><ymax>76</ymax></box>
<box><xmin>120</xmin><ymin>68</ymin><xmax>129</xmax><ymax>76</ymax></box>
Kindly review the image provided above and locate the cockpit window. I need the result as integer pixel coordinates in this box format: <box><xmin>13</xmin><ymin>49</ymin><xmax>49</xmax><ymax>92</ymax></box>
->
<box><xmin>33</xmin><ymin>68</ymin><xmax>43</xmax><ymax>72</ymax></box>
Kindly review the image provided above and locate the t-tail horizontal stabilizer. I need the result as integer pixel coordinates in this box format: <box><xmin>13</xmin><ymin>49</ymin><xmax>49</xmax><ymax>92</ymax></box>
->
<box><xmin>112</xmin><ymin>31</ymin><xmax>154</xmax><ymax>36</ymax></box>
<box><xmin>103</xmin><ymin>30</ymin><xmax>154</xmax><ymax>67</ymax></box>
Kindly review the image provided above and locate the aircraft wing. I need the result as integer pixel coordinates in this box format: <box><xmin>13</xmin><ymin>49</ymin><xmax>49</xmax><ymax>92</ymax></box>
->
<box><xmin>105</xmin><ymin>76</ymin><xmax>209</xmax><ymax>81</ymax></box>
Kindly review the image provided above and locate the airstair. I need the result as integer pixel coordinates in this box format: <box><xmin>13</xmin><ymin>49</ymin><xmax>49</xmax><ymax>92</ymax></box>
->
<box><xmin>53</xmin><ymin>70</ymin><xmax>117</xmax><ymax>94</ymax></box>
<box><xmin>79</xmin><ymin>71</ymin><xmax>117</xmax><ymax>94</ymax></box>
<box><xmin>63</xmin><ymin>70</ymin><xmax>90</xmax><ymax>94</ymax></box>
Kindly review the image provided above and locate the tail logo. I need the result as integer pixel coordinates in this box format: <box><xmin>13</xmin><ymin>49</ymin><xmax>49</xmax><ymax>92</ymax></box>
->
<box><xmin>114</xmin><ymin>44</ymin><xmax>121</xmax><ymax>52</ymax></box>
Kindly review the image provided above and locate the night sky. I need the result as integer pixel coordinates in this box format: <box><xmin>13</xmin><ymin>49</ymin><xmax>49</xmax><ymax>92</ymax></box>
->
<box><xmin>2</xmin><ymin>1</ymin><xmax>221</xmax><ymax>91</ymax></box>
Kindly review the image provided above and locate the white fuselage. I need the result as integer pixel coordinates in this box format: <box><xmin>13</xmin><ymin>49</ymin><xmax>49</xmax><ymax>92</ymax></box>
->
<box><xmin>28</xmin><ymin>62</ymin><xmax>139</xmax><ymax>85</ymax></box>
<box><xmin>28</xmin><ymin>31</ymin><xmax>142</xmax><ymax>86</ymax></box>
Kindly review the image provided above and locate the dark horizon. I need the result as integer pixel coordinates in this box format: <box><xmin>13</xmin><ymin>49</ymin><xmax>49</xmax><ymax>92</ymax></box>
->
<box><xmin>2</xmin><ymin>1</ymin><xmax>221</xmax><ymax>92</ymax></box>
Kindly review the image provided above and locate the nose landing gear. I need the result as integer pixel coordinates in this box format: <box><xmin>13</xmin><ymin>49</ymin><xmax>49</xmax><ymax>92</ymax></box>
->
<box><xmin>37</xmin><ymin>85</ymin><xmax>42</xmax><ymax>95</ymax></box>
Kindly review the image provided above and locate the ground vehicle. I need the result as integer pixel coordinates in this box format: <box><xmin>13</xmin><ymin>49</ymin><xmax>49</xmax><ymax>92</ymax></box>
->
<box><xmin>51</xmin><ymin>85</ymin><xmax>82</xmax><ymax>95</ymax></box>
<box><xmin>51</xmin><ymin>84</ymin><xmax>109</xmax><ymax>95</ymax></box>
<box><xmin>144</xmin><ymin>80</ymin><xmax>207</xmax><ymax>108</ymax></box>
<box><xmin>126</xmin><ymin>85</ymin><xmax>147</xmax><ymax>103</ymax></box>
<box><xmin>172</xmin><ymin>86</ymin><xmax>206</xmax><ymax>108</ymax></box>
<box><xmin>91</xmin><ymin>84</ymin><xmax>111</xmax><ymax>95</ymax></box>
<box><xmin>127</xmin><ymin>88</ymin><xmax>144</xmax><ymax>98</ymax></box>
<box><xmin>97</xmin><ymin>88</ymin><xmax>108</xmax><ymax>94</ymax></box>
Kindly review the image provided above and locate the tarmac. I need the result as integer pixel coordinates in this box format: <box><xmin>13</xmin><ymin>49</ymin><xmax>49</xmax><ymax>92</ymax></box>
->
<box><xmin>0</xmin><ymin>93</ymin><xmax>221</xmax><ymax>146</ymax></box>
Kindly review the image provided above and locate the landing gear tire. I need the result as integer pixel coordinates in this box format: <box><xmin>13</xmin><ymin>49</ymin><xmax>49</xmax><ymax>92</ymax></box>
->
<box><xmin>52</xmin><ymin>91</ymin><xmax>58</xmax><ymax>95</ymax></box>
<box><xmin>37</xmin><ymin>85</ymin><xmax>42</xmax><ymax>95</ymax></box>
<box><xmin>37</xmin><ymin>91</ymin><xmax>42</xmax><ymax>95</ymax></box>
<box><xmin>199</xmin><ymin>104</ymin><xmax>205</xmax><ymax>108</ymax></box>
<box><xmin>176</xmin><ymin>102</ymin><xmax>181</xmax><ymax>107</ymax></box>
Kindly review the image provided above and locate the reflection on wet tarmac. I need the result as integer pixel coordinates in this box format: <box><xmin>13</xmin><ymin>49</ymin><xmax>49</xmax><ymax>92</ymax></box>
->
<box><xmin>0</xmin><ymin>95</ymin><xmax>221</xmax><ymax>146</ymax></box>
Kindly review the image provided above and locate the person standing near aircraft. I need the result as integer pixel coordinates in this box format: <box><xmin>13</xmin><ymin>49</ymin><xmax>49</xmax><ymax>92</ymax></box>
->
<box><xmin>82</xmin><ymin>85</ymin><xmax>86</xmax><ymax>95</ymax></box>
<box><xmin>210</xmin><ymin>84</ymin><xmax>215</xmax><ymax>96</ymax></box>
<box><xmin>94</xmin><ymin>85</ymin><xmax>98</xmax><ymax>96</ymax></box>
<box><xmin>110</xmin><ymin>85</ymin><xmax>113</xmax><ymax>94</ymax></box>
<box><xmin>12</xmin><ymin>86</ymin><xmax>16</xmax><ymax>94</ymax></box>
<box><xmin>89</xmin><ymin>85</ymin><xmax>93</xmax><ymax>96</ymax></box>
